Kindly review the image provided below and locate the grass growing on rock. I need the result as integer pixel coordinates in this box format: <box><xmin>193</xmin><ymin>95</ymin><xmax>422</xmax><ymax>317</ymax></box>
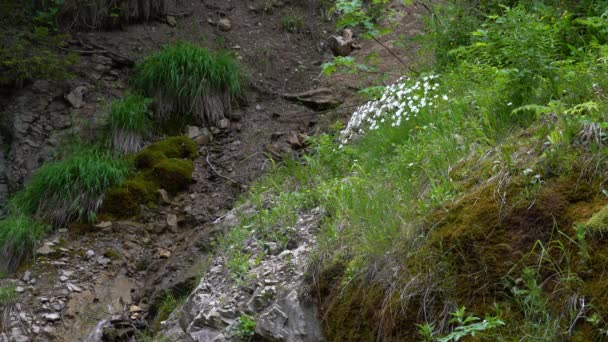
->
<box><xmin>10</xmin><ymin>145</ymin><xmax>132</xmax><ymax>226</ymax></box>
<box><xmin>131</xmin><ymin>42</ymin><xmax>244</xmax><ymax>127</ymax></box>
<box><xmin>106</xmin><ymin>93</ymin><xmax>152</xmax><ymax>154</ymax></box>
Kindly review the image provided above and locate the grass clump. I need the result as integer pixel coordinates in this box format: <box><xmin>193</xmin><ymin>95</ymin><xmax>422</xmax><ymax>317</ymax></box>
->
<box><xmin>106</xmin><ymin>93</ymin><xmax>153</xmax><ymax>155</ymax></box>
<box><xmin>131</xmin><ymin>42</ymin><xmax>244</xmax><ymax>127</ymax></box>
<box><xmin>0</xmin><ymin>284</ymin><xmax>18</xmax><ymax>306</ymax></box>
<box><xmin>281</xmin><ymin>9</ymin><xmax>305</xmax><ymax>33</ymax></box>
<box><xmin>10</xmin><ymin>145</ymin><xmax>132</xmax><ymax>227</ymax></box>
<box><xmin>584</xmin><ymin>205</ymin><xmax>608</xmax><ymax>238</ymax></box>
<box><xmin>0</xmin><ymin>215</ymin><xmax>49</xmax><ymax>272</ymax></box>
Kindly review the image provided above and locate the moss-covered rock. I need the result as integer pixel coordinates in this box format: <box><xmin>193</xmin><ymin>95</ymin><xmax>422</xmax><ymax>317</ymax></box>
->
<box><xmin>135</xmin><ymin>149</ymin><xmax>167</xmax><ymax>169</ymax></box>
<box><xmin>102</xmin><ymin>136</ymin><xmax>197</xmax><ymax>219</ymax></box>
<box><xmin>153</xmin><ymin>158</ymin><xmax>194</xmax><ymax>193</ymax></box>
<box><xmin>102</xmin><ymin>187</ymin><xmax>141</xmax><ymax>218</ymax></box>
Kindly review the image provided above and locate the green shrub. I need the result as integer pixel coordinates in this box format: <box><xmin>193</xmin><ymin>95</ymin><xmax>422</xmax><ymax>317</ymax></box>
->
<box><xmin>10</xmin><ymin>146</ymin><xmax>132</xmax><ymax>226</ymax></box>
<box><xmin>281</xmin><ymin>10</ymin><xmax>305</xmax><ymax>33</ymax></box>
<box><xmin>131</xmin><ymin>43</ymin><xmax>244</xmax><ymax>127</ymax></box>
<box><xmin>0</xmin><ymin>214</ymin><xmax>49</xmax><ymax>272</ymax></box>
<box><xmin>107</xmin><ymin>93</ymin><xmax>153</xmax><ymax>154</ymax></box>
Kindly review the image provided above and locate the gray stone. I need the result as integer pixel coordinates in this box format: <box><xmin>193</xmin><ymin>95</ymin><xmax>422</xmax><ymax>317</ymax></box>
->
<box><xmin>86</xmin><ymin>249</ymin><xmax>96</xmax><ymax>259</ymax></box>
<box><xmin>256</xmin><ymin>290</ymin><xmax>325</xmax><ymax>342</ymax></box>
<box><xmin>158</xmin><ymin>189</ymin><xmax>171</xmax><ymax>204</ymax></box>
<box><xmin>23</xmin><ymin>271</ymin><xmax>32</xmax><ymax>282</ymax></box>
<box><xmin>15</xmin><ymin>286</ymin><xmax>25</xmax><ymax>293</ymax></box>
<box><xmin>65</xmin><ymin>86</ymin><xmax>87</xmax><ymax>109</ymax></box>
<box><xmin>218</xmin><ymin>18</ymin><xmax>232</xmax><ymax>31</ymax></box>
<box><xmin>187</xmin><ymin>126</ymin><xmax>202</xmax><ymax>139</ymax></box>
<box><xmin>167</xmin><ymin>214</ymin><xmax>178</xmax><ymax>231</ymax></box>
<box><xmin>59</xmin><ymin>275</ymin><xmax>69</xmax><ymax>282</ymax></box>
<box><xmin>218</xmin><ymin>119</ymin><xmax>230</xmax><ymax>130</ymax></box>
<box><xmin>97</xmin><ymin>257</ymin><xmax>111</xmax><ymax>266</ymax></box>
<box><xmin>44</xmin><ymin>313</ymin><xmax>61</xmax><ymax>322</ymax></box>
<box><xmin>36</xmin><ymin>243</ymin><xmax>55</xmax><ymax>256</ymax></box>
<box><xmin>67</xmin><ymin>283</ymin><xmax>82</xmax><ymax>292</ymax></box>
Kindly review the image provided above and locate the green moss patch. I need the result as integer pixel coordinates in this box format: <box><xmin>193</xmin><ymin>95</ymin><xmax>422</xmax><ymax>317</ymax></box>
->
<box><xmin>101</xmin><ymin>136</ymin><xmax>196</xmax><ymax>219</ymax></box>
<box><xmin>584</xmin><ymin>205</ymin><xmax>608</xmax><ymax>238</ymax></box>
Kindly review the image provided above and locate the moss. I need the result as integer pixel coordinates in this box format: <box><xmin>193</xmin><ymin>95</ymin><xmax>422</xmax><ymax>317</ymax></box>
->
<box><xmin>135</xmin><ymin>149</ymin><xmax>167</xmax><ymax>169</ymax></box>
<box><xmin>102</xmin><ymin>187</ymin><xmax>141</xmax><ymax>218</ymax></box>
<box><xmin>584</xmin><ymin>205</ymin><xmax>608</xmax><ymax>238</ymax></box>
<box><xmin>122</xmin><ymin>175</ymin><xmax>158</xmax><ymax>204</ymax></box>
<box><xmin>153</xmin><ymin>158</ymin><xmax>194</xmax><ymax>193</ymax></box>
<box><xmin>104</xmin><ymin>248</ymin><xmax>121</xmax><ymax>260</ymax></box>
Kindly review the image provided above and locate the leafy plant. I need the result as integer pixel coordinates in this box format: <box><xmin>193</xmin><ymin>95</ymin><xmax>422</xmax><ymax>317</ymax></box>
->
<box><xmin>232</xmin><ymin>314</ymin><xmax>257</xmax><ymax>338</ymax></box>
<box><xmin>131</xmin><ymin>42</ymin><xmax>244</xmax><ymax>127</ymax></box>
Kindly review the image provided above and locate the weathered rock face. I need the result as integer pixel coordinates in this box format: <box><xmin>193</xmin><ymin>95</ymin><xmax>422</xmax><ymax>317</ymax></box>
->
<box><xmin>0</xmin><ymin>54</ymin><xmax>126</xmax><ymax>215</ymax></box>
<box><xmin>158</xmin><ymin>207</ymin><xmax>326</xmax><ymax>342</ymax></box>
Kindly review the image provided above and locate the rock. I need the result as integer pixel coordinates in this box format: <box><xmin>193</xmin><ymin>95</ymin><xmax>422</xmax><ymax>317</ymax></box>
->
<box><xmin>97</xmin><ymin>257</ymin><xmax>111</xmax><ymax>266</ymax></box>
<box><xmin>23</xmin><ymin>271</ymin><xmax>32</xmax><ymax>282</ymax></box>
<box><xmin>59</xmin><ymin>275</ymin><xmax>69</xmax><ymax>282</ymax></box>
<box><xmin>39</xmin><ymin>297</ymin><xmax>50</xmax><ymax>303</ymax></box>
<box><xmin>328</xmin><ymin>29</ymin><xmax>359</xmax><ymax>57</ymax></box>
<box><xmin>129</xmin><ymin>305</ymin><xmax>143</xmax><ymax>313</ymax></box>
<box><xmin>282</xmin><ymin>88</ymin><xmax>342</xmax><ymax>111</ymax></box>
<box><xmin>86</xmin><ymin>249</ymin><xmax>96</xmax><ymax>259</ymax></box>
<box><xmin>66</xmin><ymin>283</ymin><xmax>82</xmax><ymax>292</ymax></box>
<box><xmin>218</xmin><ymin>119</ymin><xmax>230</xmax><ymax>129</ymax></box>
<box><xmin>218</xmin><ymin>18</ymin><xmax>232</xmax><ymax>31</ymax></box>
<box><xmin>158</xmin><ymin>189</ymin><xmax>171</xmax><ymax>205</ymax></box>
<box><xmin>95</xmin><ymin>221</ymin><xmax>112</xmax><ymax>229</ymax></box>
<box><xmin>15</xmin><ymin>286</ymin><xmax>25</xmax><ymax>293</ymax></box>
<box><xmin>44</xmin><ymin>313</ymin><xmax>61</xmax><ymax>322</ymax></box>
<box><xmin>195</xmin><ymin>134</ymin><xmax>212</xmax><ymax>146</ymax></box>
<box><xmin>187</xmin><ymin>126</ymin><xmax>202</xmax><ymax>139</ymax></box>
<box><xmin>65</xmin><ymin>86</ymin><xmax>87</xmax><ymax>109</ymax></box>
<box><xmin>166</xmin><ymin>214</ymin><xmax>178</xmax><ymax>231</ymax></box>
<box><xmin>36</xmin><ymin>243</ymin><xmax>55</xmax><ymax>256</ymax></box>
<box><xmin>256</xmin><ymin>289</ymin><xmax>324</xmax><ymax>342</ymax></box>
<box><xmin>166</xmin><ymin>15</ymin><xmax>177</xmax><ymax>27</ymax></box>
<box><xmin>159</xmin><ymin>250</ymin><xmax>171</xmax><ymax>259</ymax></box>
<box><xmin>62</xmin><ymin>270</ymin><xmax>75</xmax><ymax>277</ymax></box>
<box><xmin>287</xmin><ymin>131</ymin><xmax>304</xmax><ymax>149</ymax></box>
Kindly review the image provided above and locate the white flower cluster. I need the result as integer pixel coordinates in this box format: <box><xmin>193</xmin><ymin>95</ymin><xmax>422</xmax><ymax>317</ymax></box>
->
<box><xmin>340</xmin><ymin>75</ymin><xmax>448</xmax><ymax>144</ymax></box>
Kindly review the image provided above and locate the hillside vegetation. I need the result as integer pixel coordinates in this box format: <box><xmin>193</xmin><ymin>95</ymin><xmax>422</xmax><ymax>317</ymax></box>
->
<box><xmin>215</xmin><ymin>0</ymin><xmax>608</xmax><ymax>340</ymax></box>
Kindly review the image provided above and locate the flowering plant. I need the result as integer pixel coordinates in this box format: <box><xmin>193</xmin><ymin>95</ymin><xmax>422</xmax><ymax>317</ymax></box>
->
<box><xmin>341</xmin><ymin>75</ymin><xmax>448</xmax><ymax>144</ymax></box>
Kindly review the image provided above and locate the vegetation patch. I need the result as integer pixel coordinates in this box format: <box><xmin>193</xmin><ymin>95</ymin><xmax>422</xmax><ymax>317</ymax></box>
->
<box><xmin>131</xmin><ymin>42</ymin><xmax>244</xmax><ymax>127</ymax></box>
<box><xmin>0</xmin><ymin>215</ymin><xmax>49</xmax><ymax>273</ymax></box>
<box><xmin>57</xmin><ymin>0</ymin><xmax>174</xmax><ymax>30</ymax></box>
<box><xmin>10</xmin><ymin>145</ymin><xmax>131</xmax><ymax>226</ymax></box>
<box><xmin>0</xmin><ymin>1</ymin><xmax>76</xmax><ymax>88</ymax></box>
<box><xmin>101</xmin><ymin>136</ymin><xmax>196</xmax><ymax>218</ymax></box>
<box><xmin>106</xmin><ymin>93</ymin><xmax>153</xmax><ymax>155</ymax></box>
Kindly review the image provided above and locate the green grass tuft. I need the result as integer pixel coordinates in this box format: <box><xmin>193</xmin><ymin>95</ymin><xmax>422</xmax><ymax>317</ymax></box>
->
<box><xmin>281</xmin><ymin>9</ymin><xmax>305</xmax><ymax>33</ymax></box>
<box><xmin>10</xmin><ymin>145</ymin><xmax>132</xmax><ymax>227</ymax></box>
<box><xmin>107</xmin><ymin>93</ymin><xmax>153</xmax><ymax>154</ymax></box>
<box><xmin>131</xmin><ymin>42</ymin><xmax>244</xmax><ymax>127</ymax></box>
<box><xmin>0</xmin><ymin>214</ymin><xmax>49</xmax><ymax>272</ymax></box>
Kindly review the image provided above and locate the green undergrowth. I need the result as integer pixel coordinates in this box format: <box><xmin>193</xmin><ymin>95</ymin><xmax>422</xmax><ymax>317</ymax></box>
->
<box><xmin>0</xmin><ymin>0</ymin><xmax>76</xmax><ymax>88</ymax></box>
<box><xmin>106</xmin><ymin>92</ymin><xmax>153</xmax><ymax>155</ymax></box>
<box><xmin>213</xmin><ymin>0</ymin><xmax>608</xmax><ymax>340</ymax></box>
<box><xmin>131</xmin><ymin>42</ymin><xmax>244</xmax><ymax>127</ymax></box>
<box><xmin>101</xmin><ymin>136</ymin><xmax>197</xmax><ymax>219</ymax></box>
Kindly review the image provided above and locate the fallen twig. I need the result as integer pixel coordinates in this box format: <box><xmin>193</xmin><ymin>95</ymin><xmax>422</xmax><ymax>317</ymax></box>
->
<box><xmin>205</xmin><ymin>153</ymin><xmax>240</xmax><ymax>185</ymax></box>
<box><xmin>77</xmin><ymin>37</ymin><xmax>135</xmax><ymax>67</ymax></box>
